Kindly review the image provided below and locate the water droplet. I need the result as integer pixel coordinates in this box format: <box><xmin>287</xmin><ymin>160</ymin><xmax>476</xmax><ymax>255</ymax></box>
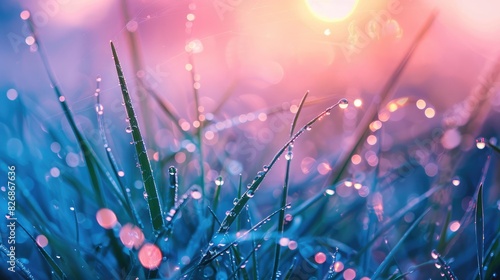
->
<box><xmin>95</xmin><ymin>103</ymin><xmax>104</xmax><ymax>115</ymax></box>
<box><xmin>451</xmin><ymin>176</ymin><xmax>460</xmax><ymax>186</ymax></box>
<box><xmin>263</xmin><ymin>165</ymin><xmax>269</xmax><ymax>171</ymax></box>
<box><xmin>169</xmin><ymin>166</ymin><xmax>176</xmax><ymax>175</ymax></box>
<box><xmin>191</xmin><ymin>190</ymin><xmax>202</xmax><ymax>200</ymax></box>
<box><xmin>325</xmin><ymin>109</ymin><xmax>331</xmax><ymax>116</ymax></box>
<box><xmin>476</xmin><ymin>137</ymin><xmax>486</xmax><ymax>149</ymax></box>
<box><xmin>306</xmin><ymin>126</ymin><xmax>312</xmax><ymax>131</ymax></box>
<box><xmin>246</xmin><ymin>190</ymin><xmax>255</xmax><ymax>198</ymax></box>
<box><xmin>435</xmin><ymin>262</ymin><xmax>442</xmax><ymax>269</ymax></box>
<box><xmin>246</xmin><ymin>183</ymin><xmax>252</xmax><ymax>189</ymax></box>
<box><xmin>143</xmin><ymin>192</ymin><xmax>148</xmax><ymax>200</ymax></box>
<box><xmin>125</xmin><ymin>126</ymin><xmax>132</xmax><ymax>133</ymax></box>
<box><xmin>339</xmin><ymin>98</ymin><xmax>349</xmax><ymax>109</ymax></box>
<box><xmin>232</xmin><ymin>198</ymin><xmax>239</xmax><ymax>205</ymax></box>
<box><xmin>285</xmin><ymin>151</ymin><xmax>293</xmax><ymax>160</ymax></box>
<box><xmin>125</xmin><ymin>117</ymin><xmax>130</xmax><ymax>123</ymax></box>
<box><xmin>215</xmin><ymin>176</ymin><xmax>224</xmax><ymax>186</ymax></box>
<box><xmin>431</xmin><ymin>249</ymin><xmax>439</xmax><ymax>259</ymax></box>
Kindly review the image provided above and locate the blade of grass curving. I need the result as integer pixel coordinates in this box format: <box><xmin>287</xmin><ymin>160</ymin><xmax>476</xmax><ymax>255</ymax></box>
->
<box><xmin>272</xmin><ymin>91</ymin><xmax>309</xmax><ymax>280</ymax></box>
<box><xmin>24</xmin><ymin>16</ymin><xmax>111</xmax><ymax>208</ymax></box>
<box><xmin>111</xmin><ymin>41</ymin><xmax>164</xmax><ymax>231</ymax></box>
<box><xmin>436</xmin><ymin>207</ymin><xmax>452</xmax><ymax>254</ymax></box>
<box><xmin>328</xmin><ymin>11</ymin><xmax>437</xmax><ymax>185</ymax></box>
<box><xmin>95</xmin><ymin>77</ymin><xmax>141</xmax><ymax>226</ymax></box>
<box><xmin>17</xmin><ymin>222</ymin><xmax>67</xmax><ymax>280</ymax></box>
<box><xmin>198</xmin><ymin>98</ymin><xmax>347</xmax><ymax>267</ymax></box>
<box><xmin>475</xmin><ymin>183</ymin><xmax>484</xmax><ymax>280</ymax></box>
<box><xmin>167</xmin><ymin>166</ymin><xmax>179</xmax><ymax>210</ymax></box>
<box><xmin>372</xmin><ymin>208</ymin><xmax>431</xmax><ymax>279</ymax></box>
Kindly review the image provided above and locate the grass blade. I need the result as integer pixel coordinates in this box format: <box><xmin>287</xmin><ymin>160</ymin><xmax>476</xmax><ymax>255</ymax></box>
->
<box><xmin>475</xmin><ymin>183</ymin><xmax>484</xmax><ymax>280</ymax></box>
<box><xmin>167</xmin><ymin>166</ymin><xmax>179</xmax><ymax>210</ymax></box>
<box><xmin>272</xmin><ymin>91</ymin><xmax>309</xmax><ymax>280</ymax></box>
<box><xmin>372</xmin><ymin>208</ymin><xmax>431</xmax><ymax>279</ymax></box>
<box><xmin>216</xmin><ymin>99</ymin><xmax>345</xmax><ymax>232</ymax></box>
<box><xmin>95</xmin><ymin>77</ymin><xmax>141</xmax><ymax>226</ymax></box>
<box><xmin>436</xmin><ymin>207</ymin><xmax>452</xmax><ymax>254</ymax></box>
<box><xmin>17</xmin><ymin>222</ymin><xmax>67</xmax><ymax>279</ymax></box>
<box><xmin>110</xmin><ymin>41</ymin><xmax>164</xmax><ymax>232</ymax></box>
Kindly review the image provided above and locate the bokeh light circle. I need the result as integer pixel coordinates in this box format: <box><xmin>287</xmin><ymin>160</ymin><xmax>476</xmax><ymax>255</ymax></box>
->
<box><xmin>119</xmin><ymin>223</ymin><xmax>145</xmax><ymax>249</ymax></box>
<box><xmin>305</xmin><ymin>0</ymin><xmax>359</xmax><ymax>22</ymax></box>
<box><xmin>138</xmin><ymin>243</ymin><xmax>163</xmax><ymax>269</ymax></box>
<box><xmin>96</xmin><ymin>208</ymin><xmax>118</xmax><ymax>229</ymax></box>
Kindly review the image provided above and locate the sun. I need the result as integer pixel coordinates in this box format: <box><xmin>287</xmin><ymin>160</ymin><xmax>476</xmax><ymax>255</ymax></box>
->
<box><xmin>305</xmin><ymin>0</ymin><xmax>359</xmax><ymax>22</ymax></box>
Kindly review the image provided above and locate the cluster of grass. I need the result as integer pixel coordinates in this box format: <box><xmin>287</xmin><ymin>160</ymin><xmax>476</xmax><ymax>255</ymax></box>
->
<box><xmin>1</xmin><ymin>7</ymin><xmax>500</xmax><ymax>280</ymax></box>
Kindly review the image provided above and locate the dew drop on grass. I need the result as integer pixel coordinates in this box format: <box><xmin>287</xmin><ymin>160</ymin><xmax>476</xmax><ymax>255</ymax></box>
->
<box><xmin>191</xmin><ymin>190</ymin><xmax>202</xmax><ymax>200</ymax></box>
<box><xmin>263</xmin><ymin>165</ymin><xmax>269</xmax><ymax>171</ymax></box>
<box><xmin>125</xmin><ymin>126</ymin><xmax>133</xmax><ymax>133</ymax></box>
<box><xmin>246</xmin><ymin>190</ymin><xmax>255</xmax><ymax>198</ymax></box>
<box><xmin>476</xmin><ymin>137</ymin><xmax>486</xmax><ymax>149</ymax></box>
<box><xmin>232</xmin><ymin>198</ymin><xmax>238</xmax><ymax>205</ymax></box>
<box><xmin>431</xmin><ymin>249</ymin><xmax>439</xmax><ymax>259</ymax></box>
<box><xmin>95</xmin><ymin>103</ymin><xmax>104</xmax><ymax>115</ymax></box>
<box><xmin>451</xmin><ymin>177</ymin><xmax>460</xmax><ymax>186</ymax></box>
<box><xmin>143</xmin><ymin>192</ymin><xmax>148</xmax><ymax>200</ymax></box>
<box><xmin>285</xmin><ymin>151</ymin><xmax>293</xmax><ymax>160</ymax></box>
<box><xmin>339</xmin><ymin>98</ymin><xmax>349</xmax><ymax>109</ymax></box>
<box><xmin>138</xmin><ymin>243</ymin><xmax>162</xmax><ymax>269</ymax></box>
<box><xmin>215</xmin><ymin>176</ymin><xmax>224</xmax><ymax>186</ymax></box>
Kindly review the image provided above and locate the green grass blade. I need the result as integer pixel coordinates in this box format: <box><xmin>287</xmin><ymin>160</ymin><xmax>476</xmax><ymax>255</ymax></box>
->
<box><xmin>24</xmin><ymin>17</ymin><xmax>128</xmax><ymax>209</ymax></box>
<box><xmin>95</xmin><ymin>78</ymin><xmax>141</xmax><ymax>226</ymax></box>
<box><xmin>436</xmin><ymin>207</ymin><xmax>452</xmax><ymax>254</ymax></box>
<box><xmin>110</xmin><ymin>41</ymin><xmax>164</xmax><ymax>232</ymax></box>
<box><xmin>372</xmin><ymin>208</ymin><xmax>431</xmax><ymax>279</ymax></box>
<box><xmin>202</xmin><ymin>203</ymin><xmax>291</xmax><ymax>265</ymax></box>
<box><xmin>18</xmin><ymin>222</ymin><xmax>67</xmax><ymax>279</ymax></box>
<box><xmin>475</xmin><ymin>183</ymin><xmax>484</xmax><ymax>280</ymax></box>
<box><xmin>480</xmin><ymin>226</ymin><xmax>500</xmax><ymax>279</ymax></box>
<box><xmin>211</xmin><ymin>98</ymin><xmax>346</xmax><ymax>236</ymax></box>
<box><xmin>272</xmin><ymin>91</ymin><xmax>309</xmax><ymax>280</ymax></box>
<box><xmin>167</xmin><ymin>166</ymin><xmax>179</xmax><ymax>210</ymax></box>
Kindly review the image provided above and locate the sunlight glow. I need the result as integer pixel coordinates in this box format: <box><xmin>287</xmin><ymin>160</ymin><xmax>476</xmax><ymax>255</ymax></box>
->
<box><xmin>305</xmin><ymin>0</ymin><xmax>359</xmax><ymax>22</ymax></box>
